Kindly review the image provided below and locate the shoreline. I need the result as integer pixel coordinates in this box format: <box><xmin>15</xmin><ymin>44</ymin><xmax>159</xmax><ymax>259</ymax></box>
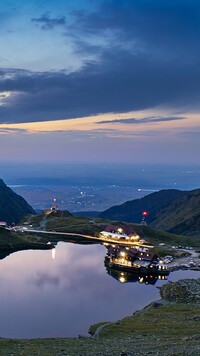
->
<box><xmin>0</xmin><ymin>278</ymin><xmax>199</xmax><ymax>355</ymax></box>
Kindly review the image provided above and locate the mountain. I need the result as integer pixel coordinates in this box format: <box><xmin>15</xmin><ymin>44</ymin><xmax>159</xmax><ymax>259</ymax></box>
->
<box><xmin>151</xmin><ymin>189</ymin><xmax>200</xmax><ymax>237</ymax></box>
<box><xmin>0</xmin><ymin>179</ymin><xmax>35</xmax><ymax>224</ymax></box>
<box><xmin>99</xmin><ymin>188</ymin><xmax>200</xmax><ymax>237</ymax></box>
<box><xmin>99</xmin><ymin>189</ymin><xmax>186</xmax><ymax>224</ymax></box>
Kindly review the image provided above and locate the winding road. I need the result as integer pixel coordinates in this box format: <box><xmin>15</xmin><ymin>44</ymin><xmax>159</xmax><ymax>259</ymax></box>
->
<box><xmin>11</xmin><ymin>227</ymin><xmax>154</xmax><ymax>248</ymax></box>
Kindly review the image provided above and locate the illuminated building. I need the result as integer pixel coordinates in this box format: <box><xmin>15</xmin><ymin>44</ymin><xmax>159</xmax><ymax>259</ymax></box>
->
<box><xmin>104</xmin><ymin>245</ymin><xmax>169</xmax><ymax>275</ymax></box>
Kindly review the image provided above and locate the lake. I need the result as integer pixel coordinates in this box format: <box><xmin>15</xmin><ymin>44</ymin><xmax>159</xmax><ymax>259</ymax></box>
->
<box><xmin>0</xmin><ymin>242</ymin><xmax>199</xmax><ymax>339</ymax></box>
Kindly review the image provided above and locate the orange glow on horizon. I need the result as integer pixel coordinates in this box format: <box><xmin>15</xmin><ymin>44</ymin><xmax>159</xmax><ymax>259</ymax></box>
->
<box><xmin>0</xmin><ymin>109</ymin><xmax>198</xmax><ymax>135</ymax></box>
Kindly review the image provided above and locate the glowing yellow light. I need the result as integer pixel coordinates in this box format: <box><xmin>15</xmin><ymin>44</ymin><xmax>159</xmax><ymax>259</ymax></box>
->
<box><xmin>119</xmin><ymin>276</ymin><xmax>126</xmax><ymax>283</ymax></box>
<box><xmin>131</xmin><ymin>234</ymin><xmax>140</xmax><ymax>241</ymax></box>
<box><xmin>120</xmin><ymin>251</ymin><xmax>126</xmax><ymax>257</ymax></box>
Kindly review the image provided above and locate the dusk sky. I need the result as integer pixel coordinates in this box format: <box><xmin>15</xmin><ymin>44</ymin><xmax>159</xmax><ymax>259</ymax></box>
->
<box><xmin>0</xmin><ymin>0</ymin><xmax>200</xmax><ymax>164</ymax></box>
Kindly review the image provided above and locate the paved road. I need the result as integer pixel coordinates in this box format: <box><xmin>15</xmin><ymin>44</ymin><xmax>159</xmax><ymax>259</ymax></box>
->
<box><xmin>10</xmin><ymin>227</ymin><xmax>154</xmax><ymax>248</ymax></box>
<box><xmin>22</xmin><ymin>228</ymin><xmax>98</xmax><ymax>240</ymax></box>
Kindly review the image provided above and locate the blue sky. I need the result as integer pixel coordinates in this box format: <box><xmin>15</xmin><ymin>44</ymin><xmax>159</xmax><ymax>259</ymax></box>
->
<box><xmin>0</xmin><ymin>0</ymin><xmax>200</xmax><ymax>164</ymax></box>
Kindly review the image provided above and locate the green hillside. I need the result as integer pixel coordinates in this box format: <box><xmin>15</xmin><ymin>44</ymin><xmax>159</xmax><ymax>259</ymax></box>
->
<box><xmin>98</xmin><ymin>188</ymin><xmax>200</xmax><ymax>237</ymax></box>
<box><xmin>99</xmin><ymin>189</ymin><xmax>186</xmax><ymax>223</ymax></box>
<box><xmin>26</xmin><ymin>209</ymin><xmax>200</xmax><ymax>250</ymax></box>
<box><xmin>0</xmin><ymin>227</ymin><xmax>53</xmax><ymax>258</ymax></box>
<box><xmin>0</xmin><ymin>179</ymin><xmax>35</xmax><ymax>224</ymax></box>
<box><xmin>151</xmin><ymin>188</ymin><xmax>200</xmax><ymax>236</ymax></box>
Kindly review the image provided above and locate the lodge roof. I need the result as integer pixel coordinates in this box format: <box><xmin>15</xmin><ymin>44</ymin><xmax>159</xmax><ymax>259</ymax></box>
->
<box><xmin>104</xmin><ymin>224</ymin><xmax>135</xmax><ymax>236</ymax></box>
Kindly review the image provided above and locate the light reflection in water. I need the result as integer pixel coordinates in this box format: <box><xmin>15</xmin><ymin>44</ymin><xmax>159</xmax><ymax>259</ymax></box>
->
<box><xmin>0</xmin><ymin>242</ymin><xmax>199</xmax><ymax>339</ymax></box>
<box><xmin>51</xmin><ymin>248</ymin><xmax>56</xmax><ymax>260</ymax></box>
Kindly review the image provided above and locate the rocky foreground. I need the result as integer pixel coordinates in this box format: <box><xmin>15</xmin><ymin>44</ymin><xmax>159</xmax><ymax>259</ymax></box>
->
<box><xmin>0</xmin><ymin>279</ymin><xmax>200</xmax><ymax>356</ymax></box>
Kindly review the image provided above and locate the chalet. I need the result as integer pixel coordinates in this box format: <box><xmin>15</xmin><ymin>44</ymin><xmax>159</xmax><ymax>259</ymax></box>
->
<box><xmin>100</xmin><ymin>224</ymin><xmax>140</xmax><ymax>242</ymax></box>
<box><xmin>105</xmin><ymin>245</ymin><xmax>168</xmax><ymax>275</ymax></box>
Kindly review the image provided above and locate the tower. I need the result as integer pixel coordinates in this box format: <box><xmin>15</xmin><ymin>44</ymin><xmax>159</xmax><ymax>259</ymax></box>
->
<box><xmin>141</xmin><ymin>210</ymin><xmax>149</xmax><ymax>225</ymax></box>
<box><xmin>51</xmin><ymin>198</ymin><xmax>58</xmax><ymax>211</ymax></box>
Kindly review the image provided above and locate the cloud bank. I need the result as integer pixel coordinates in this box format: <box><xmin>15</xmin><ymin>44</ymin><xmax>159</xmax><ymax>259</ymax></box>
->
<box><xmin>97</xmin><ymin>116</ymin><xmax>187</xmax><ymax>125</ymax></box>
<box><xmin>0</xmin><ymin>0</ymin><xmax>200</xmax><ymax>124</ymax></box>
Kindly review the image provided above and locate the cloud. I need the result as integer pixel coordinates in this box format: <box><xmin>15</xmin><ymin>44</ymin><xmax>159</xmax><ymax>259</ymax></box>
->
<box><xmin>0</xmin><ymin>47</ymin><xmax>199</xmax><ymax>125</ymax></box>
<box><xmin>0</xmin><ymin>0</ymin><xmax>200</xmax><ymax>124</ymax></box>
<box><xmin>97</xmin><ymin>116</ymin><xmax>187</xmax><ymax>125</ymax></box>
<box><xmin>31</xmin><ymin>272</ymin><xmax>60</xmax><ymax>288</ymax></box>
<box><xmin>31</xmin><ymin>13</ymin><xmax>66</xmax><ymax>30</ymax></box>
<box><xmin>69</xmin><ymin>0</ymin><xmax>200</xmax><ymax>55</ymax></box>
<box><xmin>0</xmin><ymin>127</ymin><xmax>28</xmax><ymax>134</ymax></box>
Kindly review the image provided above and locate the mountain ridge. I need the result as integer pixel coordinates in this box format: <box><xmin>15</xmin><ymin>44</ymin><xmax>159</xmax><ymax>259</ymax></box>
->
<box><xmin>0</xmin><ymin>178</ymin><xmax>35</xmax><ymax>224</ymax></box>
<box><xmin>99</xmin><ymin>189</ymin><xmax>186</xmax><ymax>223</ymax></box>
<box><xmin>98</xmin><ymin>188</ymin><xmax>200</xmax><ymax>237</ymax></box>
<box><xmin>152</xmin><ymin>188</ymin><xmax>200</xmax><ymax>236</ymax></box>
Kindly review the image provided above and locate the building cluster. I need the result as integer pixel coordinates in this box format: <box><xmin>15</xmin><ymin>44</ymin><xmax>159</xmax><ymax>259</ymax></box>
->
<box><xmin>100</xmin><ymin>224</ymin><xmax>140</xmax><ymax>242</ymax></box>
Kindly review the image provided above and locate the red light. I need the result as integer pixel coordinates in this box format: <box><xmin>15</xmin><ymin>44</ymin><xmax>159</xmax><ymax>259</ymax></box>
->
<box><xmin>142</xmin><ymin>211</ymin><xmax>149</xmax><ymax>216</ymax></box>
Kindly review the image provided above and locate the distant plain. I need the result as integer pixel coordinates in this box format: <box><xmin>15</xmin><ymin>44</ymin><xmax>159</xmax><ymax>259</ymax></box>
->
<box><xmin>2</xmin><ymin>163</ymin><xmax>200</xmax><ymax>212</ymax></box>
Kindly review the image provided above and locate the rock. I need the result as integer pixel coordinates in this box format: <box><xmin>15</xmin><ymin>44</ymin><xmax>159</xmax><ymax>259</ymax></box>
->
<box><xmin>192</xmin><ymin>314</ymin><xmax>200</xmax><ymax>321</ymax></box>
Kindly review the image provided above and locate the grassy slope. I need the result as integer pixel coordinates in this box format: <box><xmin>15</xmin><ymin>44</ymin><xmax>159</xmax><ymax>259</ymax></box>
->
<box><xmin>27</xmin><ymin>211</ymin><xmax>200</xmax><ymax>250</ymax></box>
<box><xmin>99</xmin><ymin>188</ymin><xmax>200</xmax><ymax>238</ymax></box>
<box><xmin>99</xmin><ymin>189</ymin><xmax>186</xmax><ymax>223</ymax></box>
<box><xmin>0</xmin><ymin>228</ymin><xmax>53</xmax><ymax>255</ymax></box>
<box><xmin>152</xmin><ymin>189</ymin><xmax>200</xmax><ymax>237</ymax></box>
<box><xmin>1</xmin><ymin>210</ymin><xmax>199</xmax><ymax>261</ymax></box>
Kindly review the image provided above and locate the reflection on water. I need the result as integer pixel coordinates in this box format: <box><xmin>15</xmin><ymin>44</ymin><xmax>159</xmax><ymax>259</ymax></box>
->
<box><xmin>0</xmin><ymin>242</ymin><xmax>199</xmax><ymax>339</ymax></box>
<box><xmin>104</xmin><ymin>244</ymin><xmax>170</xmax><ymax>283</ymax></box>
<box><xmin>51</xmin><ymin>248</ymin><xmax>56</xmax><ymax>260</ymax></box>
<box><xmin>105</xmin><ymin>267</ymin><xmax>168</xmax><ymax>285</ymax></box>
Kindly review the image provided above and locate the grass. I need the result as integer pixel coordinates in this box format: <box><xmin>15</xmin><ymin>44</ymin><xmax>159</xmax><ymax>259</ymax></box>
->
<box><xmin>131</xmin><ymin>224</ymin><xmax>200</xmax><ymax>248</ymax></box>
<box><xmin>0</xmin><ymin>228</ymin><xmax>53</xmax><ymax>255</ymax></box>
<box><xmin>98</xmin><ymin>303</ymin><xmax>200</xmax><ymax>340</ymax></box>
<box><xmin>1</xmin><ymin>210</ymin><xmax>199</xmax><ymax>266</ymax></box>
<box><xmin>26</xmin><ymin>211</ymin><xmax>200</xmax><ymax>250</ymax></box>
<box><xmin>88</xmin><ymin>322</ymin><xmax>108</xmax><ymax>336</ymax></box>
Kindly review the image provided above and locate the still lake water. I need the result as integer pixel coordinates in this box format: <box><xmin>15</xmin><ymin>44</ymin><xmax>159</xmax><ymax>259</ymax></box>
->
<box><xmin>0</xmin><ymin>242</ymin><xmax>199</xmax><ymax>339</ymax></box>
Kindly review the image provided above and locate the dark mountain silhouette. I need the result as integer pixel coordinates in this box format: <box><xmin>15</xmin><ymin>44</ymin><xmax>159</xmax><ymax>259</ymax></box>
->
<box><xmin>99</xmin><ymin>189</ymin><xmax>186</xmax><ymax>224</ymax></box>
<box><xmin>0</xmin><ymin>178</ymin><xmax>35</xmax><ymax>224</ymax></box>
<box><xmin>151</xmin><ymin>189</ymin><xmax>200</xmax><ymax>237</ymax></box>
<box><xmin>99</xmin><ymin>188</ymin><xmax>200</xmax><ymax>237</ymax></box>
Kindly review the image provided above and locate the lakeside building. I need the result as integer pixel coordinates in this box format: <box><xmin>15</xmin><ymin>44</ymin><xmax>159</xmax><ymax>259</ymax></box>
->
<box><xmin>100</xmin><ymin>224</ymin><xmax>140</xmax><ymax>242</ymax></box>
<box><xmin>0</xmin><ymin>221</ymin><xmax>7</xmax><ymax>228</ymax></box>
<box><xmin>105</xmin><ymin>245</ymin><xmax>169</xmax><ymax>275</ymax></box>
